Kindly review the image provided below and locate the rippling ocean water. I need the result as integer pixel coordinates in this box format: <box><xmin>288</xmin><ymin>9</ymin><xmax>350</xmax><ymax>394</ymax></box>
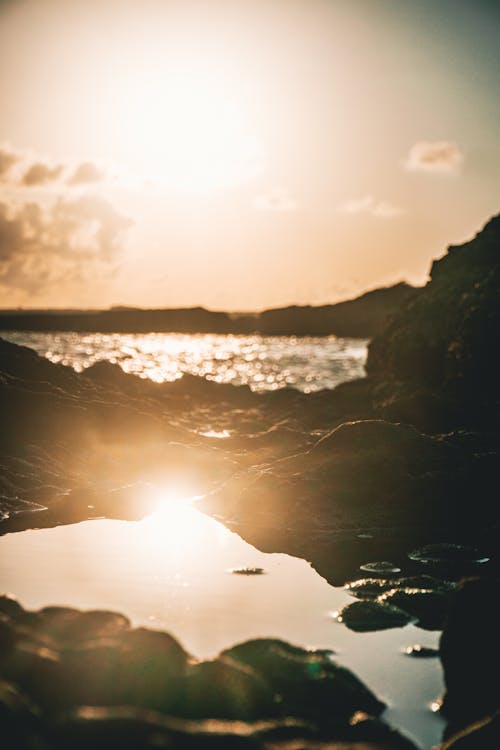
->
<box><xmin>6</xmin><ymin>332</ymin><xmax>368</xmax><ymax>392</ymax></box>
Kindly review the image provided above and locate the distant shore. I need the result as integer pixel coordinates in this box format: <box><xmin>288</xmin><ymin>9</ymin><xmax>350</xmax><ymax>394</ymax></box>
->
<box><xmin>0</xmin><ymin>282</ymin><xmax>417</xmax><ymax>338</ymax></box>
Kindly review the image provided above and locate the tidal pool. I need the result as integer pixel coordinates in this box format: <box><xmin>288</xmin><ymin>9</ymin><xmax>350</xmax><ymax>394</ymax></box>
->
<box><xmin>0</xmin><ymin>500</ymin><xmax>444</xmax><ymax>748</ymax></box>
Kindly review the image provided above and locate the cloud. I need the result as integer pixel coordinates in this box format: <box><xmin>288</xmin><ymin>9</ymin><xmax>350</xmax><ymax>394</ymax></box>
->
<box><xmin>336</xmin><ymin>195</ymin><xmax>405</xmax><ymax>219</ymax></box>
<box><xmin>0</xmin><ymin>141</ymin><xmax>106</xmax><ymax>188</ymax></box>
<box><xmin>22</xmin><ymin>162</ymin><xmax>64</xmax><ymax>186</ymax></box>
<box><xmin>254</xmin><ymin>188</ymin><xmax>297</xmax><ymax>212</ymax></box>
<box><xmin>0</xmin><ymin>145</ymin><xmax>19</xmax><ymax>177</ymax></box>
<box><xmin>404</xmin><ymin>141</ymin><xmax>464</xmax><ymax>173</ymax></box>
<box><xmin>67</xmin><ymin>161</ymin><xmax>104</xmax><ymax>185</ymax></box>
<box><xmin>0</xmin><ymin>196</ymin><xmax>132</xmax><ymax>294</ymax></box>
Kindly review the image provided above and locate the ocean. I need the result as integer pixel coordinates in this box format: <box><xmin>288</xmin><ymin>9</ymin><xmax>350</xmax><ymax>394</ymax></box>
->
<box><xmin>4</xmin><ymin>331</ymin><xmax>368</xmax><ymax>393</ymax></box>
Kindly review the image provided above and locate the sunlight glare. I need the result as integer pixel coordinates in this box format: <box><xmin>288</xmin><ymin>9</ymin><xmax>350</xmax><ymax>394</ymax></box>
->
<box><xmin>140</xmin><ymin>487</ymin><xmax>207</xmax><ymax>561</ymax></box>
<box><xmin>113</xmin><ymin>64</ymin><xmax>263</xmax><ymax>193</ymax></box>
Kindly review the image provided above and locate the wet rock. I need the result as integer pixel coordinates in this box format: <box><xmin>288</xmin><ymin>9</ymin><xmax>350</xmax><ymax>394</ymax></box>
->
<box><xmin>58</xmin><ymin>638</ymin><xmax>126</xmax><ymax>708</ymax></box>
<box><xmin>175</xmin><ymin>658</ymin><xmax>276</xmax><ymax>720</ymax></box>
<box><xmin>204</xmin><ymin>418</ymin><xmax>496</xmax><ymax>555</ymax></box>
<box><xmin>58</xmin><ymin>627</ymin><xmax>189</xmax><ymax>712</ymax></box>
<box><xmin>0</xmin><ymin>594</ymin><xmax>25</xmax><ymax>620</ymax></box>
<box><xmin>359</xmin><ymin>562</ymin><xmax>402</xmax><ymax>575</ymax></box>
<box><xmin>398</xmin><ymin>575</ymin><xmax>457</xmax><ymax>592</ymax></box>
<box><xmin>0</xmin><ymin>613</ymin><xmax>17</xmax><ymax>653</ymax></box>
<box><xmin>38</xmin><ymin>606</ymin><xmax>131</xmax><ymax>645</ymax></box>
<box><xmin>118</xmin><ymin>627</ymin><xmax>189</xmax><ymax>711</ymax></box>
<box><xmin>336</xmin><ymin>600</ymin><xmax>413</xmax><ymax>632</ymax></box>
<box><xmin>0</xmin><ymin>679</ymin><xmax>45</xmax><ymax>750</ymax></box>
<box><xmin>403</xmin><ymin>645</ymin><xmax>439</xmax><ymax>658</ymax></box>
<box><xmin>408</xmin><ymin>543</ymin><xmax>490</xmax><ymax>566</ymax></box>
<box><xmin>348</xmin><ymin>711</ymin><xmax>421</xmax><ymax>749</ymax></box>
<box><xmin>377</xmin><ymin>588</ymin><xmax>451</xmax><ymax>630</ymax></box>
<box><xmin>438</xmin><ymin>711</ymin><xmax>500</xmax><ymax>749</ymax></box>
<box><xmin>345</xmin><ymin>578</ymin><xmax>401</xmax><ymax>599</ymax></box>
<box><xmin>53</xmin><ymin>705</ymin><xmax>264</xmax><ymax>749</ymax></box>
<box><xmin>1</xmin><ymin>640</ymin><xmax>67</xmax><ymax>712</ymax></box>
<box><xmin>222</xmin><ymin>638</ymin><xmax>384</xmax><ymax>724</ymax></box>
<box><xmin>345</xmin><ymin>575</ymin><xmax>455</xmax><ymax>600</ymax></box>
<box><xmin>439</xmin><ymin>578</ymin><xmax>500</xmax><ymax>735</ymax></box>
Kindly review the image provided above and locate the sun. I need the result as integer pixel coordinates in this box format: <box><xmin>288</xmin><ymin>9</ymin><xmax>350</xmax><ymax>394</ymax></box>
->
<box><xmin>111</xmin><ymin>62</ymin><xmax>262</xmax><ymax>194</ymax></box>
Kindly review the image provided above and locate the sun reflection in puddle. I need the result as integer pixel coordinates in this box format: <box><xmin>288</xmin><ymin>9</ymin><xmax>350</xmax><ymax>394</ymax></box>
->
<box><xmin>0</xmin><ymin>494</ymin><xmax>445</xmax><ymax>748</ymax></box>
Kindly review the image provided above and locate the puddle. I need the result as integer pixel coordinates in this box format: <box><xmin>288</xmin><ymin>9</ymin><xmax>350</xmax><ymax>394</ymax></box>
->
<box><xmin>0</xmin><ymin>501</ymin><xmax>444</xmax><ymax>748</ymax></box>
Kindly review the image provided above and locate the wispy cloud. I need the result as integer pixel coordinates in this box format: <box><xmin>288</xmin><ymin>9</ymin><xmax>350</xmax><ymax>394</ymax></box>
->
<box><xmin>0</xmin><ymin>142</ymin><xmax>106</xmax><ymax>189</ymax></box>
<box><xmin>336</xmin><ymin>195</ymin><xmax>405</xmax><ymax>219</ymax></box>
<box><xmin>404</xmin><ymin>141</ymin><xmax>464</xmax><ymax>174</ymax></box>
<box><xmin>67</xmin><ymin>161</ymin><xmax>104</xmax><ymax>185</ymax></box>
<box><xmin>254</xmin><ymin>188</ymin><xmax>297</xmax><ymax>212</ymax></box>
<box><xmin>22</xmin><ymin>162</ymin><xmax>64</xmax><ymax>186</ymax></box>
<box><xmin>0</xmin><ymin>144</ymin><xmax>19</xmax><ymax>177</ymax></box>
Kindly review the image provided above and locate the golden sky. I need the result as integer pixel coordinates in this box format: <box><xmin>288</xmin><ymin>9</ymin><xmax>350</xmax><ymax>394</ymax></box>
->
<box><xmin>1</xmin><ymin>0</ymin><xmax>499</xmax><ymax>310</ymax></box>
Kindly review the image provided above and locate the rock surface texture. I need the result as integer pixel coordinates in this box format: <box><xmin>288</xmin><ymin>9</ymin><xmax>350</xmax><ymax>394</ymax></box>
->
<box><xmin>0</xmin><ymin>596</ymin><xmax>420</xmax><ymax>750</ymax></box>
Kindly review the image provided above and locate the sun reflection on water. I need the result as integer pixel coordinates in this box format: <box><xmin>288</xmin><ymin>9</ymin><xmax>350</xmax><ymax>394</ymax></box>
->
<box><xmin>6</xmin><ymin>332</ymin><xmax>368</xmax><ymax>393</ymax></box>
<box><xmin>0</xmin><ymin>492</ymin><xmax>445</xmax><ymax>748</ymax></box>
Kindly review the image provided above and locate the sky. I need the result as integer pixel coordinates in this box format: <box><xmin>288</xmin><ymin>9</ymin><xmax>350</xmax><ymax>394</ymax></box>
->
<box><xmin>0</xmin><ymin>0</ymin><xmax>499</xmax><ymax>310</ymax></box>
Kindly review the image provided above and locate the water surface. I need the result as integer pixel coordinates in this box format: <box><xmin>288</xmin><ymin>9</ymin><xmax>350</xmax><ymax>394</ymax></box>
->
<box><xmin>4</xmin><ymin>331</ymin><xmax>367</xmax><ymax>393</ymax></box>
<box><xmin>0</xmin><ymin>500</ymin><xmax>444</xmax><ymax>748</ymax></box>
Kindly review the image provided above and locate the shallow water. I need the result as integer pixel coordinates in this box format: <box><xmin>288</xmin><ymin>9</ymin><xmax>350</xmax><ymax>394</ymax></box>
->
<box><xmin>4</xmin><ymin>331</ymin><xmax>367</xmax><ymax>393</ymax></box>
<box><xmin>0</xmin><ymin>499</ymin><xmax>444</xmax><ymax>748</ymax></box>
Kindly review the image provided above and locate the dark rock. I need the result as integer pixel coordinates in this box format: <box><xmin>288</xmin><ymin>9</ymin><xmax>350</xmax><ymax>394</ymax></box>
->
<box><xmin>1</xmin><ymin>640</ymin><xmax>67</xmax><ymax>712</ymax></box>
<box><xmin>38</xmin><ymin>606</ymin><xmax>131</xmax><ymax>645</ymax></box>
<box><xmin>408</xmin><ymin>543</ymin><xmax>490</xmax><ymax>566</ymax></box>
<box><xmin>0</xmin><ymin>614</ymin><xmax>17</xmax><ymax>652</ymax></box>
<box><xmin>348</xmin><ymin>711</ymin><xmax>422</xmax><ymax>749</ymax></box>
<box><xmin>175</xmin><ymin>658</ymin><xmax>276</xmax><ymax>720</ymax></box>
<box><xmin>57</xmin><ymin>638</ymin><xmax>126</xmax><ymax>708</ymax></box>
<box><xmin>438</xmin><ymin>711</ymin><xmax>500</xmax><ymax>749</ymax></box>
<box><xmin>0</xmin><ymin>679</ymin><xmax>44</xmax><ymax>750</ymax></box>
<box><xmin>0</xmin><ymin>594</ymin><xmax>25</xmax><ymax>620</ymax></box>
<box><xmin>336</xmin><ymin>600</ymin><xmax>413</xmax><ymax>632</ymax></box>
<box><xmin>58</xmin><ymin>627</ymin><xmax>189</xmax><ymax>712</ymax></box>
<box><xmin>377</xmin><ymin>588</ymin><xmax>451</xmax><ymax>630</ymax></box>
<box><xmin>205</xmin><ymin>419</ymin><xmax>493</xmax><ymax>548</ymax></box>
<box><xmin>53</xmin><ymin>705</ymin><xmax>264</xmax><ymax>749</ymax></box>
<box><xmin>367</xmin><ymin>214</ymin><xmax>500</xmax><ymax>431</ymax></box>
<box><xmin>117</xmin><ymin>627</ymin><xmax>189</xmax><ymax>711</ymax></box>
<box><xmin>345</xmin><ymin>578</ymin><xmax>402</xmax><ymax>599</ymax></box>
<box><xmin>439</xmin><ymin>578</ymin><xmax>500</xmax><ymax>735</ymax></box>
<box><xmin>222</xmin><ymin>638</ymin><xmax>384</xmax><ymax>724</ymax></box>
<box><xmin>345</xmin><ymin>575</ymin><xmax>455</xmax><ymax>601</ymax></box>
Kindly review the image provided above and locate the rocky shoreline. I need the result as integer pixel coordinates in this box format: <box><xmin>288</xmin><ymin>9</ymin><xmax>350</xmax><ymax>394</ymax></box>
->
<box><xmin>0</xmin><ymin>214</ymin><xmax>499</xmax><ymax>746</ymax></box>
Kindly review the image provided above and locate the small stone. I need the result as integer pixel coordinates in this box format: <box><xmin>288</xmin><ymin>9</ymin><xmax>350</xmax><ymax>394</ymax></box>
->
<box><xmin>403</xmin><ymin>645</ymin><xmax>439</xmax><ymax>658</ymax></box>
<box><xmin>359</xmin><ymin>561</ymin><xmax>402</xmax><ymax>575</ymax></box>
<box><xmin>377</xmin><ymin>588</ymin><xmax>451</xmax><ymax>630</ymax></box>
<box><xmin>344</xmin><ymin>577</ymin><xmax>400</xmax><ymax>599</ymax></box>
<box><xmin>230</xmin><ymin>567</ymin><xmax>266</xmax><ymax>575</ymax></box>
<box><xmin>335</xmin><ymin>600</ymin><xmax>413</xmax><ymax>632</ymax></box>
<box><xmin>408</xmin><ymin>543</ymin><xmax>490</xmax><ymax>565</ymax></box>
